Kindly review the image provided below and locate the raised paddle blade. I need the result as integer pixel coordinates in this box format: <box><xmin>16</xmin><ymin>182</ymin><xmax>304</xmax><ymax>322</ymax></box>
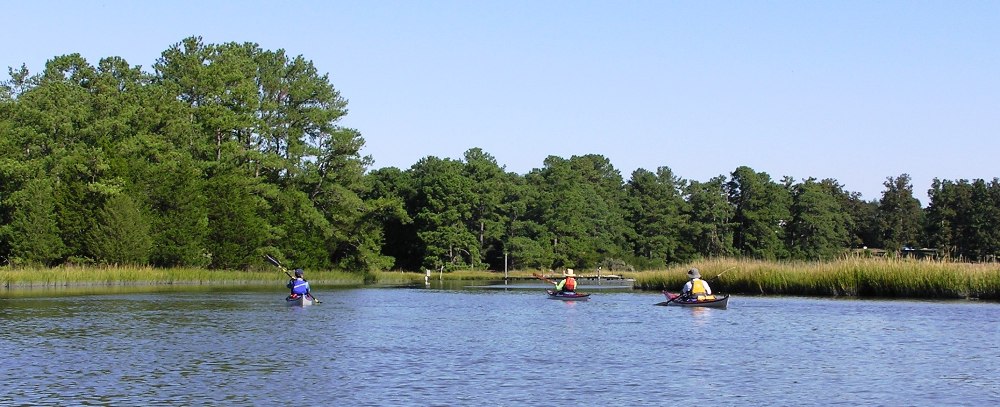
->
<box><xmin>264</xmin><ymin>254</ymin><xmax>293</xmax><ymax>278</ymax></box>
<box><xmin>264</xmin><ymin>254</ymin><xmax>283</xmax><ymax>269</ymax></box>
<box><xmin>660</xmin><ymin>291</ymin><xmax>683</xmax><ymax>305</ymax></box>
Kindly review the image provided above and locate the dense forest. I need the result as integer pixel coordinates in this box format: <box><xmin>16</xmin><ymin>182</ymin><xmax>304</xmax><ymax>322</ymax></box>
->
<box><xmin>2</xmin><ymin>37</ymin><xmax>999</xmax><ymax>272</ymax></box>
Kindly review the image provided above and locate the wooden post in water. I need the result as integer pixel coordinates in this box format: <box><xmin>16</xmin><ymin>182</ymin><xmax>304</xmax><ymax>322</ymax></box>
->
<box><xmin>504</xmin><ymin>252</ymin><xmax>508</xmax><ymax>285</ymax></box>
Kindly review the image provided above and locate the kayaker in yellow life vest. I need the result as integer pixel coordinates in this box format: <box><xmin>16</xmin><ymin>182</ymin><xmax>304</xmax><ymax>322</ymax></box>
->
<box><xmin>554</xmin><ymin>269</ymin><xmax>578</xmax><ymax>294</ymax></box>
<box><xmin>681</xmin><ymin>267</ymin><xmax>715</xmax><ymax>301</ymax></box>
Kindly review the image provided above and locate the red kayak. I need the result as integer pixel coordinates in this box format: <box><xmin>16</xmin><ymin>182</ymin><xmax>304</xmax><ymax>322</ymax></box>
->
<box><xmin>657</xmin><ymin>291</ymin><xmax>729</xmax><ymax>308</ymax></box>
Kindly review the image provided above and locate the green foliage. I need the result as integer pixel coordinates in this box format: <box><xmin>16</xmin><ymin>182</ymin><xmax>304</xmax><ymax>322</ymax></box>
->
<box><xmin>727</xmin><ymin>166</ymin><xmax>791</xmax><ymax>260</ymax></box>
<box><xmin>925</xmin><ymin>178</ymin><xmax>1000</xmax><ymax>261</ymax></box>
<box><xmin>267</xmin><ymin>189</ymin><xmax>332</xmax><ymax>269</ymax></box>
<box><xmin>135</xmin><ymin>151</ymin><xmax>211</xmax><ymax>268</ymax></box>
<box><xmin>495</xmin><ymin>174</ymin><xmax>547</xmax><ymax>269</ymax></box>
<box><xmin>204</xmin><ymin>172</ymin><xmax>270</xmax><ymax>269</ymax></box>
<box><xmin>462</xmin><ymin>148</ymin><xmax>508</xmax><ymax>268</ymax></box>
<box><xmin>839</xmin><ymin>189</ymin><xmax>879</xmax><ymax>249</ymax></box>
<box><xmin>3</xmin><ymin>178</ymin><xmax>65</xmax><ymax>265</ymax></box>
<box><xmin>410</xmin><ymin>156</ymin><xmax>480</xmax><ymax>270</ymax></box>
<box><xmin>685</xmin><ymin>176</ymin><xmax>735</xmax><ymax>257</ymax></box>
<box><xmin>364</xmin><ymin>167</ymin><xmax>417</xmax><ymax>270</ymax></box>
<box><xmin>527</xmin><ymin>155</ymin><xmax>631</xmax><ymax>269</ymax></box>
<box><xmin>625</xmin><ymin>166</ymin><xmax>692</xmax><ymax>266</ymax></box>
<box><xmin>506</xmin><ymin>234</ymin><xmax>554</xmax><ymax>270</ymax></box>
<box><xmin>877</xmin><ymin>174</ymin><xmax>924</xmax><ymax>251</ymax></box>
<box><xmin>87</xmin><ymin>193</ymin><xmax>152</xmax><ymax>265</ymax></box>
<box><xmin>785</xmin><ymin>178</ymin><xmax>851</xmax><ymax>260</ymax></box>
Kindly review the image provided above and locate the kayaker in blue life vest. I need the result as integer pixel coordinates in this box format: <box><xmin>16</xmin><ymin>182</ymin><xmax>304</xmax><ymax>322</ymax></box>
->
<box><xmin>554</xmin><ymin>268</ymin><xmax>578</xmax><ymax>294</ymax></box>
<box><xmin>681</xmin><ymin>268</ymin><xmax>713</xmax><ymax>300</ymax></box>
<box><xmin>286</xmin><ymin>268</ymin><xmax>311</xmax><ymax>299</ymax></box>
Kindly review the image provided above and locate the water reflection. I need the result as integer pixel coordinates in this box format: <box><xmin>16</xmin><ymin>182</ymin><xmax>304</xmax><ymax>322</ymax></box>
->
<box><xmin>688</xmin><ymin>306</ymin><xmax>713</xmax><ymax>325</ymax></box>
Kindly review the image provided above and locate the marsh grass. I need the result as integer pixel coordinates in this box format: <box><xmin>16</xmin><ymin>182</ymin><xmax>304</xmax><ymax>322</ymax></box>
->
<box><xmin>6</xmin><ymin>260</ymin><xmax>998</xmax><ymax>300</ymax></box>
<box><xmin>1</xmin><ymin>265</ymin><xmax>516</xmax><ymax>289</ymax></box>
<box><xmin>2</xmin><ymin>265</ymin><xmax>365</xmax><ymax>288</ymax></box>
<box><xmin>628</xmin><ymin>258</ymin><xmax>1000</xmax><ymax>300</ymax></box>
<box><xmin>371</xmin><ymin>269</ymin><xmax>537</xmax><ymax>285</ymax></box>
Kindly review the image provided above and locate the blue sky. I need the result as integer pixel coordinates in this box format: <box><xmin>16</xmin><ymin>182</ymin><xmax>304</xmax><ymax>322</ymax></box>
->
<box><xmin>4</xmin><ymin>1</ymin><xmax>998</xmax><ymax>204</ymax></box>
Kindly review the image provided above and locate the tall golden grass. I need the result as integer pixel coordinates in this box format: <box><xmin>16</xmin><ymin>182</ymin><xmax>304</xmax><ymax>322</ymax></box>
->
<box><xmin>1</xmin><ymin>265</ymin><xmax>365</xmax><ymax>288</ymax></box>
<box><xmin>627</xmin><ymin>257</ymin><xmax>1000</xmax><ymax>300</ymax></box>
<box><xmin>1</xmin><ymin>266</ymin><xmax>519</xmax><ymax>289</ymax></box>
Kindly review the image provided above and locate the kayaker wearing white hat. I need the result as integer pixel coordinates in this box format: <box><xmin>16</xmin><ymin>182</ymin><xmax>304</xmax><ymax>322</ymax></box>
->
<box><xmin>553</xmin><ymin>268</ymin><xmax>578</xmax><ymax>294</ymax></box>
<box><xmin>681</xmin><ymin>267</ymin><xmax>713</xmax><ymax>301</ymax></box>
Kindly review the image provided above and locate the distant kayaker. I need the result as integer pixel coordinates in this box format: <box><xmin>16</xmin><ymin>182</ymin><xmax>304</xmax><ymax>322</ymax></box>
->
<box><xmin>681</xmin><ymin>267</ymin><xmax>712</xmax><ymax>300</ymax></box>
<box><xmin>554</xmin><ymin>268</ymin><xmax>578</xmax><ymax>294</ymax></box>
<box><xmin>286</xmin><ymin>268</ymin><xmax>311</xmax><ymax>299</ymax></box>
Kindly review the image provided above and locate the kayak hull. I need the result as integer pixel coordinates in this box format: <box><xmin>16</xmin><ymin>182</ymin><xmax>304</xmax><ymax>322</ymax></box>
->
<box><xmin>286</xmin><ymin>295</ymin><xmax>314</xmax><ymax>307</ymax></box>
<box><xmin>657</xmin><ymin>291</ymin><xmax>729</xmax><ymax>309</ymax></box>
<box><xmin>546</xmin><ymin>289</ymin><xmax>590</xmax><ymax>301</ymax></box>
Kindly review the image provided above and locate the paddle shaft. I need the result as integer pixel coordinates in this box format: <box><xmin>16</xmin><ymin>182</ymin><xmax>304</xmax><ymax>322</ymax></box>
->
<box><xmin>532</xmin><ymin>273</ymin><xmax>557</xmax><ymax>285</ymax></box>
<box><xmin>708</xmin><ymin>267</ymin><xmax>735</xmax><ymax>283</ymax></box>
<box><xmin>265</xmin><ymin>254</ymin><xmax>291</xmax><ymax>276</ymax></box>
<box><xmin>265</xmin><ymin>254</ymin><xmax>320</xmax><ymax>303</ymax></box>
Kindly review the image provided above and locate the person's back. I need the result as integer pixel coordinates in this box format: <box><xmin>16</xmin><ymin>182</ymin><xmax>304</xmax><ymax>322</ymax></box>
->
<box><xmin>555</xmin><ymin>269</ymin><xmax>577</xmax><ymax>293</ymax></box>
<box><xmin>681</xmin><ymin>268</ymin><xmax>714</xmax><ymax>301</ymax></box>
<box><xmin>287</xmin><ymin>269</ymin><xmax>310</xmax><ymax>297</ymax></box>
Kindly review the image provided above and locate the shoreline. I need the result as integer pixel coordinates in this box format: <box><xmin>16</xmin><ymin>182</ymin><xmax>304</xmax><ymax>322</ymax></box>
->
<box><xmin>3</xmin><ymin>258</ymin><xmax>1000</xmax><ymax>301</ymax></box>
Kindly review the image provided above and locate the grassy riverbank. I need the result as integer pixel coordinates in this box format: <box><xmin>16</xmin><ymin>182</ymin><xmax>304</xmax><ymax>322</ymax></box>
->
<box><xmin>1</xmin><ymin>265</ymin><xmax>368</xmax><ymax>288</ymax></box>
<box><xmin>628</xmin><ymin>258</ymin><xmax>1000</xmax><ymax>300</ymax></box>
<box><xmin>5</xmin><ymin>259</ymin><xmax>999</xmax><ymax>300</ymax></box>
<box><xmin>0</xmin><ymin>265</ymin><xmax>535</xmax><ymax>289</ymax></box>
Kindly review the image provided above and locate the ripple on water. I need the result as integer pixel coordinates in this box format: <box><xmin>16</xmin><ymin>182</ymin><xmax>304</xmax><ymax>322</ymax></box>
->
<box><xmin>1</xmin><ymin>290</ymin><xmax>998</xmax><ymax>405</ymax></box>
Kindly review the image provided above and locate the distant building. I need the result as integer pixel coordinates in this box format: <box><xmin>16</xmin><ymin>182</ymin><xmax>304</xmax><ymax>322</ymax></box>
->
<box><xmin>901</xmin><ymin>247</ymin><xmax>939</xmax><ymax>260</ymax></box>
<box><xmin>849</xmin><ymin>247</ymin><xmax>939</xmax><ymax>260</ymax></box>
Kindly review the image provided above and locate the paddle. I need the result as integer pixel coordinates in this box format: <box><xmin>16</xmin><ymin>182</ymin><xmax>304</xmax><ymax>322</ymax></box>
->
<box><xmin>709</xmin><ymin>267</ymin><xmax>735</xmax><ymax>283</ymax></box>
<box><xmin>661</xmin><ymin>291</ymin><xmax>685</xmax><ymax>305</ymax></box>
<box><xmin>265</xmin><ymin>254</ymin><xmax>320</xmax><ymax>303</ymax></box>
<box><xmin>532</xmin><ymin>272</ymin><xmax>557</xmax><ymax>285</ymax></box>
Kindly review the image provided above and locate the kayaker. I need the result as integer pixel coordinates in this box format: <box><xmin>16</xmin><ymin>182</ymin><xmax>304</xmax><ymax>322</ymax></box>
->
<box><xmin>681</xmin><ymin>267</ymin><xmax>713</xmax><ymax>300</ymax></box>
<box><xmin>286</xmin><ymin>268</ymin><xmax>311</xmax><ymax>299</ymax></box>
<box><xmin>554</xmin><ymin>268</ymin><xmax>578</xmax><ymax>294</ymax></box>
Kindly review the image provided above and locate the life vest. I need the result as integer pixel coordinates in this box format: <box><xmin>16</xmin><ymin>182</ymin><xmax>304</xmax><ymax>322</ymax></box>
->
<box><xmin>556</xmin><ymin>277</ymin><xmax>577</xmax><ymax>292</ymax></box>
<box><xmin>288</xmin><ymin>278</ymin><xmax>310</xmax><ymax>295</ymax></box>
<box><xmin>690</xmin><ymin>279</ymin><xmax>716</xmax><ymax>301</ymax></box>
<box><xmin>690</xmin><ymin>279</ymin><xmax>707</xmax><ymax>295</ymax></box>
<box><xmin>565</xmin><ymin>277</ymin><xmax>577</xmax><ymax>291</ymax></box>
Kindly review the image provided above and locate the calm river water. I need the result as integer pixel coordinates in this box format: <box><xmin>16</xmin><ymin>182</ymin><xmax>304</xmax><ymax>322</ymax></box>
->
<box><xmin>2</xmin><ymin>282</ymin><xmax>998</xmax><ymax>406</ymax></box>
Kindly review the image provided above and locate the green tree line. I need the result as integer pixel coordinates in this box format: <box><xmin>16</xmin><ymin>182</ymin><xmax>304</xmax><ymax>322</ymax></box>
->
<box><xmin>2</xmin><ymin>38</ymin><xmax>998</xmax><ymax>271</ymax></box>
